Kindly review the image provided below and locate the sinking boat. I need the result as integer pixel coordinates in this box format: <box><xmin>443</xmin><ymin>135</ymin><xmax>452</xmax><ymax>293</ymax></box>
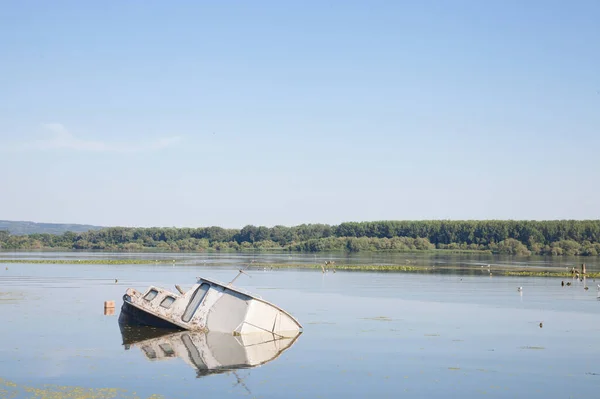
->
<box><xmin>119</xmin><ymin>272</ymin><xmax>302</xmax><ymax>337</ymax></box>
<box><xmin>119</xmin><ymin>324</ymin><xmax>301</xmax><ymax>377</ymax></box>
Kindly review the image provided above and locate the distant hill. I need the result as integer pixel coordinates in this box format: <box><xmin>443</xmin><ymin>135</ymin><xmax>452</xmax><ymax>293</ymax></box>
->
<box><xmin>0</xmin><ymin>220</ymin><xmax>104</xmax><ymax>235</ymax></box>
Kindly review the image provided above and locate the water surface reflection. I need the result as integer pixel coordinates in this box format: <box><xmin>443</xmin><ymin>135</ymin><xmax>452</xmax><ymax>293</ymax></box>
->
<box><xmin>3</xmin><ymin>259</ymin><xmax>600</xmax><ymax>398</ymax></box>
<box><xmin>119</xmin><ymin>325</ymin><xmax>302</xmax><ymax>378</ymax></box>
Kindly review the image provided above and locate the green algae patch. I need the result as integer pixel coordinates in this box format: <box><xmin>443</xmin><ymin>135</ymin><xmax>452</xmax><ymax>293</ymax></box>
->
<box><xmin>504</xmin><ymin>270</ymin><xmax>600</xmax><ymax>278</ymax></box>
<box><xmin>333</xmin><ymin>265</ymin><xmax>428</xmax><ymax>272</ymax></box>
<box><xmin>0</xmin><ymin>292</ymin><xmax>25</xmax><ymax>304</ymax></box>
<box><xmin>361</xmin><ymin>316</ymin><xmax>393</xmax><ymax>322</ymax></box>
<box><xmin>251</xmin><ymin>262</ymin><xmax>429</xmax><ymax>272</ymax></box>
<box><xmin>0</xmin><ymin>377</ymin><xmax>152</xmax><ymax>399</ymax></box>
<box><xmin>250</xmin><ymin>262</ymin><xmax>600</xmax><ymax>277</ymax></box>
<box><xmin>0</xmin><ymin>259</ymin><xmax>174</xmax><ymax>265</ymax></box>
<box><xmin>3</xmin><ymin>258</ymin><xmax>598</xmax><ymax>278</ymax></box>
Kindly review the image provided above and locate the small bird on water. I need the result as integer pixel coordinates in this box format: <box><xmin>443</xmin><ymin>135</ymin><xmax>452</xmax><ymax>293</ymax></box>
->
<box><xmin>517</xmin><ymin>287</ymin><xmax>523</xmax><ymax>292</ymax></box>
<box><xmin>115</xmin><ymin>279</ymin><xmax>118</xmax><ymax>284</ymax></box>
<box><xmin>539</xmin><ymin>322</ymin><xmax>543</xmax><ymax>328</ymax></box>
<box><xmin>561</xmin><ymin>281</ymin><xmax>565</xmax><ymax>286</ymax></box>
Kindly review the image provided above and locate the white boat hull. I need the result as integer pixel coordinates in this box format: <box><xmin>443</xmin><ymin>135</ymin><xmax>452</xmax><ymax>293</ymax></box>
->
<box><xmin>120</xmin><ymin>277</ymin><xmax>302</xmax><ymax>337</ymax></box>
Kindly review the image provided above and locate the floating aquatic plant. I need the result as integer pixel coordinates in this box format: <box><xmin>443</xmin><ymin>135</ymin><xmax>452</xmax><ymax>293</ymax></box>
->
<box><xmin>361</xmin><ymin>316</ymin><xmax>393</xmax><ymax>321</ymax></box>
<box><xmin>0</xmin><ymin>259</ymin><xmax>175</xmax><ymax>265</ymax></box>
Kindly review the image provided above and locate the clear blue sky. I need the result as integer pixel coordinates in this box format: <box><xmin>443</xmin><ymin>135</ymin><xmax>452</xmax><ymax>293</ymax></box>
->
<box><xmin>1</xmin><ymin>1</ymin><xmax>599</xmax><ymax>228</ymax></box>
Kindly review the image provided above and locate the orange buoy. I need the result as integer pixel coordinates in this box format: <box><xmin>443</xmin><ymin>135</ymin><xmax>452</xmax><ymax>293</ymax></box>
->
<box><xmin>104</xmin><ymin>300</ymin><xmax>115</xmax><ymax>315</ymax></box>
<box><xmin>104</xmin><ymin>300</ymin><xmax>115</xmax><ymax>308</ymax></box>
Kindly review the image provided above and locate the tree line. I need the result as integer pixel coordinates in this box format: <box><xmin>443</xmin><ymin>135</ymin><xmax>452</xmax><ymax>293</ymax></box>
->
<box><xmin>1</xmin><ymin>220</ymin><xmax>600</xmax><ymax>256</ymax></box>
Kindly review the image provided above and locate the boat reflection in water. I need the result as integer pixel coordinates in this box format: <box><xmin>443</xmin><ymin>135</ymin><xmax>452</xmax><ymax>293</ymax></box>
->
<box><xmin>119</xmin><ymin>324</ymin><xmax>302</xmax><ymax>378</ymax></box>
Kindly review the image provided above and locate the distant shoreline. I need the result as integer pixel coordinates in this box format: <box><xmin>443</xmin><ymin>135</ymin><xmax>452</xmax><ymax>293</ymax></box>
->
<box><xmin>2</xmin><ymin>220</ymin><xmax>600</xmax><ymax>256</ymax></box>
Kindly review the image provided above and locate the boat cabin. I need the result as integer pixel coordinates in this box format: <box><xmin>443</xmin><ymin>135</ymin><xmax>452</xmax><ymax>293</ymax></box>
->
<box><xmin>121</xmin><ymin>277</ymin><xmax>302</xmax><ymax>337</ymax></box>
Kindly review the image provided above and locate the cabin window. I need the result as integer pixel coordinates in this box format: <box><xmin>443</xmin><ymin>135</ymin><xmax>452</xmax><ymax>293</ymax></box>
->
<box><xmin>160</xmin><ymin>296</ymin><xmax>175</xmax><ymax>309</ymax></box>
<box><xmin>182</xmin><ymin>283</ymin><xmax>210</xmax><ymax>323</ymax></box>
<box><xmin>159</xmin><ymin>343</ymin><xmax>175</xmax><ymax>357</ymax></box>
<box><xmin>142</xmin><ymin>346</ymin><xmax>157</xmax><ymax>359</ymax></box>
<box><xmin>144</xmin><ymin>289</ymin><xmax>158</xmax><ymax>301</ymax></box>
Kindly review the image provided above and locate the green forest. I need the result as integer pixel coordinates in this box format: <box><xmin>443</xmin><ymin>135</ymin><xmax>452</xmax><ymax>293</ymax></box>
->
<box><xmin>1</xmin><ymin>220</ymin><xmax>600</xmax><ymax>256</ymax></box>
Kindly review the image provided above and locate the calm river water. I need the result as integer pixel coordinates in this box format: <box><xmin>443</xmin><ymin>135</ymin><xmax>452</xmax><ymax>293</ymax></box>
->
<box><xmin>1</xmin><ymin>252</ymin><xmax>599</xmax><ymax>398</ymax></box>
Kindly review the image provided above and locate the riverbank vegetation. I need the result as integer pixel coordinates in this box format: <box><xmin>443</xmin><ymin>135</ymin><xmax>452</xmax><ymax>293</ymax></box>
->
<box><xmin>2</xmin><ymin>258</ymin><xmax>599</xmax><ymax>278</ymax></box>
<box><xmin>253</xmin><ymin>262</ymin><xmax>600</xmax><ymax>278</ymax></box>
<box><xmin>1</xmin><ymin>220</ymin><xmax>600</xmax><ymax>256</ymax></box>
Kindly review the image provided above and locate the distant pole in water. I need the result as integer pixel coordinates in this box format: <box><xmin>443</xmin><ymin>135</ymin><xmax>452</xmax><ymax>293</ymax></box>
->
<box><xmin>324</xmin><ymin>260</ymin><xmax>336</xmax><ymax>273</ymax></box>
